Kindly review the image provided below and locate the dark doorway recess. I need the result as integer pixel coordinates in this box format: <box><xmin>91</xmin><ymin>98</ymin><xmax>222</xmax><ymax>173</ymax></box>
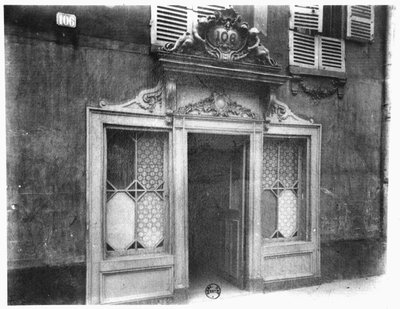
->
<box><xmin>187</xmin><ymin>133</ymin><xmax>249</xmax><ymax>297</ymax></box>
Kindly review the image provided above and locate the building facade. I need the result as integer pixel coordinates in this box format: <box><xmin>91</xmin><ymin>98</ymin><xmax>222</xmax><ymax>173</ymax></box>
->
<box><xmin>5</xmin><ymin>5</ymin><xmax>388</xmax><ymax>305</ymax></box>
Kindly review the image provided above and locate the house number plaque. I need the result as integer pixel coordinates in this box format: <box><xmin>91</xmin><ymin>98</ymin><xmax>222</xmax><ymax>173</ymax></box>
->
<box><xmin>161</xmin><ymin>7</ymin><xmax>278</xmax><ymax>66</ymax></box>
<box><xmin>56</xmin><ymin>12</ymin><xmax>77</xmax><ymax>28</ymax></box>
<box><xmin>203</xmin><ymin>8</ymin><xmax>249</xmax><ymax>61</ymax></box>
<box><xmin>206</xmin><ymin>26</ymin><xmax>247</xmax><ymax>59</ymax></box>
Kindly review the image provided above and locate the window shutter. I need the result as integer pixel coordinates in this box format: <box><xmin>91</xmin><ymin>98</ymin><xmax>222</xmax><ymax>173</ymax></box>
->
<box><xmin>195</xmin><ymin>5</ymin><xmax>229</xmax><ymax>19</ymax></box>
<box><xmin>319</xmin><ymin>36</ymin><xmax>345</xmax><ymax>72</ymax></box>
<box><xmin>290</xmin><ymin>5</ymin><xmax>322</xmax><ymax>32</ymax></box>
<box><xmin>289</xmin><ymin>31</ymin><xmax>318</xmax><ymax>69</ymax></box>
<box><xmin>151</xmin><ymin>5</ymin><xmax>193</xmax><ymax>46</ymax></box>
<box><xmin>346</xmin><ymin>5</ymin><xmax>374</xmax><ymax>42</ymax></box>
<box><xmin>151</xmin><ymin>5</ymin><xmax>230</xmax><ymax>47</ymax></box>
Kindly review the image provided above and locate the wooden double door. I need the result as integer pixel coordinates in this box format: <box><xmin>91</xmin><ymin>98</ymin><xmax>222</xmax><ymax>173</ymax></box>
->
<box><xmin>87</xmin><ymin>110</ymin><xmax>320</xmax><ymax>304</ymax></box>
<box><xmin>87</xmin><ymin>112</ymin><xmax>261</xmax><ymax>304</ymax></box>
<box><xmin>187</xmin><ymin>134</ymin><xmax>249</xmax><ymax>289</ymax></box>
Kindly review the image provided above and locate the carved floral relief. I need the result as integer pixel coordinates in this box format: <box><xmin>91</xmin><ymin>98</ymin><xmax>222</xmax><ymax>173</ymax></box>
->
<box><xmin>177</xmin><ymin>92</ymin><xmax>257</xmax><ymax>119</ymax></box>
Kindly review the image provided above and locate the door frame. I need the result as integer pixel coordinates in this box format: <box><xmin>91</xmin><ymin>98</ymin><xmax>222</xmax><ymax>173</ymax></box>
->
<box><xmin>86</xmin><ymin>108</ymin><xmax>175</xmax><ymax>304</ymax></box>
<box><xmin>87</xmin><ymin>108</ymin><xmax>271</xmax><ymax>303</ymax></box>
<box><xmin>260</xmin><ymin>123</ymin><xmax>321</xmax><ymax>284</ymax></box>
<box><xmin>172</xmin><ymin>115</ymin><xmax>265</xmax><ymax>292</ymax></box>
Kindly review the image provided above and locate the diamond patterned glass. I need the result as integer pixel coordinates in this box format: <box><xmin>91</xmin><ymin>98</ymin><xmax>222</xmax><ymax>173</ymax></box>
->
<box><xmin>262</xmin><ymin>140</ymin><xmax>278</xmax><ymax>189</ymax></box>
<box><xmin>280</xmin><ymin>142</ymin><xmax>298</xmax><ymax>187</ymax></box>
<box><xmin>137</xmin><ymin>193</ymin><xmax>164</xmax><ymax>248</ymax></box>
<box><xmin>262</xmin><ymin>138</ymin><xmax>301</xmax><ymax>239</ymax></box>
<box><xmin>106</xmin><ymin>129</ymin><xmax>167</xmax><ymax>255</ymax></box>
<box><xmin>137</xmin><ymin>133</ymin><xmax>164</xmax><ymax>190</ymax></box>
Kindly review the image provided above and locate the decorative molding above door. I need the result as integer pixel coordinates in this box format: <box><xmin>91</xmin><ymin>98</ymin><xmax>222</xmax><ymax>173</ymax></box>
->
<box><xmin>177</xmin><ymin>92</ymin><xmax>258</xmax><ymax>119</ymax></box>
<box><xmin>99</xmin><ymin>82</ymin><xmax>163</xmax><ymax>113</ymax></box>
<box><xmin>265</xmin><ymin>93</ymin><xmax>314</xmax><ymax>126</ymax></box>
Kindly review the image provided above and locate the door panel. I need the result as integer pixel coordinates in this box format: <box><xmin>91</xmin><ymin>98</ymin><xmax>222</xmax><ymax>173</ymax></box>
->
<box><xmin>101</xmin><ymin>267</ymin><xmax>173</xmax><ymax>304</ymax></box>
<box><xmin>218</xmin><ymin>143</ymin><xmax>247</xmax><ymax>288</ymax></box>
<box><xmin>87</xmin><ymin>112</ymin><xmax>173</xmax><ymax>304</ymax></box>
<box><xmin>260</xmin><ymin>130</ymin><xmax>321</xmax><ymax>283</ymax></box>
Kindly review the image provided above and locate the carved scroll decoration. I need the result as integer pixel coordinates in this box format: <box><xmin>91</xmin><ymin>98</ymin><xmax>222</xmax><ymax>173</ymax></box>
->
<box><xmin>177</xmin><ymin>92</ymin><xmax>257</xmax><ymax>119</ymax></box>
<box><xmin>99</xmin><ymin>82</ymin><xmax>163</xmax><ymax>113</ymax></box>
<box><xmin>265</xmin><ymin>93</ymin><xmax>313</xmax><ymax>126</ymax></box>
<box><xmin>161</xmin><ymin>8</ymin><xmax>278</xmax><ymax>66</ymax></box>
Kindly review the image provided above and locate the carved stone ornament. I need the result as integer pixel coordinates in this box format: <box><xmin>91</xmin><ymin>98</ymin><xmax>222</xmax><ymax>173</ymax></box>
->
<box><xmin>99</xmin><ymin>82</ymin><xmax>163</xmax><ymax>112</ymax></box>
<box><xmin>177</xmin><ymin>92</ymin><xmax>257</xmax><ymax>119</ymax></box>
<box><xmin>265</xmin><ymin>93</ymin><xmax>313</xmax><ymax>126</ymax></box>
<box><xmin>291</xmin><ymin>75</ymin><xmax>347</xmax><ymax>101</ymax></box>
<box><xmin>161</xmin><ymin>7</ymin><xmax>278</xmax><ymax>66</ymax></box>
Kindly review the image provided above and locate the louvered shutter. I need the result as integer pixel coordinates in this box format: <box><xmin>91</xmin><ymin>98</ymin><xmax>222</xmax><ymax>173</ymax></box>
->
<box><xmin>289</xmin><ymin>31</ymin><xmax>318</xmax><ymax>69</ymax></box>
<box><xmin>346</xmin><ymin>5</ymin><xmax>374</xmax><ymax>42</ymax></box>
<box><xmin>151</xmin><ymin>5</ymin><xmax>193</xmax><ymax>46</ymax></box>
<box><xmin>319</xmin><ymin>36</ymin><xmax>345</xmax><ymax>72</ymax></box>
<box><xmin>290</xmin><ymin>5</ymin><xmax>323</xmax><ymax>32</ymax></box>
<box><xmin>150</xmin><ymin>5</ymin><xmax>230</xmax><ymax>47</ymax></box>
<box><xmin>195</xmin><ymin>5</ymin><xmax>229</xmax><ymax>19</ymax></box>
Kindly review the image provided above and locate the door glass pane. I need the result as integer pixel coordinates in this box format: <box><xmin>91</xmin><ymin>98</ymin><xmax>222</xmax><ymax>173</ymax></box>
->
<box><xmin>106</xmin><ymin>192</ymin><xmax>136</xmax><ymax>251</ymax></box>
<box><xmin>261</xmin><ymin>138</ymin><xmax>308</xmax><ymax>241</ymax></box>
<box><xmin>137</xmin><ymin>133</ymin><xmax>164</xmax><ymax>190</ymax></box>
<box><xmin>137</xmin><ymin>192</ymin><xmax>165</xmax><ymax>248</ymax></box>
<box><xmin>105</xmin><ymin>129</ymin><xmax>168</xmax><ymax>256</ymax></box>
<box><xmin>107</xmin><ymin>130</ymin><xmax>136</xmax><ymax>189</ymax></box>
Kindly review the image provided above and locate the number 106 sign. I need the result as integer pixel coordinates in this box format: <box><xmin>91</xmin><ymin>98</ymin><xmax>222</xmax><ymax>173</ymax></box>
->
<box><xmin>56</xmin><ymin>12</ymin><xmax>76</xmax><ymax>28</ymax></box>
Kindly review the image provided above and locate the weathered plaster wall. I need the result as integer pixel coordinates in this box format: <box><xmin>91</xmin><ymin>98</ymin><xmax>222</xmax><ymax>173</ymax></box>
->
<box><xmin>263</xmin><ymin>6</ymin><xmax>385</xmax><ymax>242</ymax></box>
<box><xmin>6</xmin><ymin>3</ymin><xmax>385</xmax><ymax>287</ymax></box>
<box><xmin>5</xmin><ymin>5</ymin><xmax>157</xmax><ymax>268</ymax></box>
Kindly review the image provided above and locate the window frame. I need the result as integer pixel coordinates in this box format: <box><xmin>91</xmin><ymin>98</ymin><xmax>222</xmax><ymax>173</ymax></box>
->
<box><xmin>289</xmin><ymin>5</ymin><xmax>346</xmax><ymax>76</ymax></box>
<box><xmin>261</xmin><ymin>124</ymin><xmax>320</xmax><ymax>251</ymax></box>
<box><xmin>104</xmin><ymin>126</ymin><xmax>171</xmax><ymax>258</ymax></box>
<box><xmin>261</xmin><ymin>136</ymin><xmax>310</xmax><ymax>243</ymax></box>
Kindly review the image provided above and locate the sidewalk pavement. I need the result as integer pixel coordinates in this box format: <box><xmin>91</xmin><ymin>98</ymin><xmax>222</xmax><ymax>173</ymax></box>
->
<box><xmin>187</xmin><ymin>275</ymin><xmax>395</xmax><ymax>308</ymax></box>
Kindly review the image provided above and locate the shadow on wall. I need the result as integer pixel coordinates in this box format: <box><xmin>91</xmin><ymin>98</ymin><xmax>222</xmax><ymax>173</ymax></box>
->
<box><xmin>8</xmin><ymin>264</ymin><xmax>86</xmax><ymax>305</ymax></box>
<box><xmin>321</xmin><ymin>238</ymin><xmax>386</xmax><ymax>282</ymax></box>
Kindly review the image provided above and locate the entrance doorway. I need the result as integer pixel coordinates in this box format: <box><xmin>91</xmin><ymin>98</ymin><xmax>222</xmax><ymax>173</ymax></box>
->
<box><xmin>187</xmin><ymin>133</ymin><xmax>249</xmax><ymax>298</ymax></box>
